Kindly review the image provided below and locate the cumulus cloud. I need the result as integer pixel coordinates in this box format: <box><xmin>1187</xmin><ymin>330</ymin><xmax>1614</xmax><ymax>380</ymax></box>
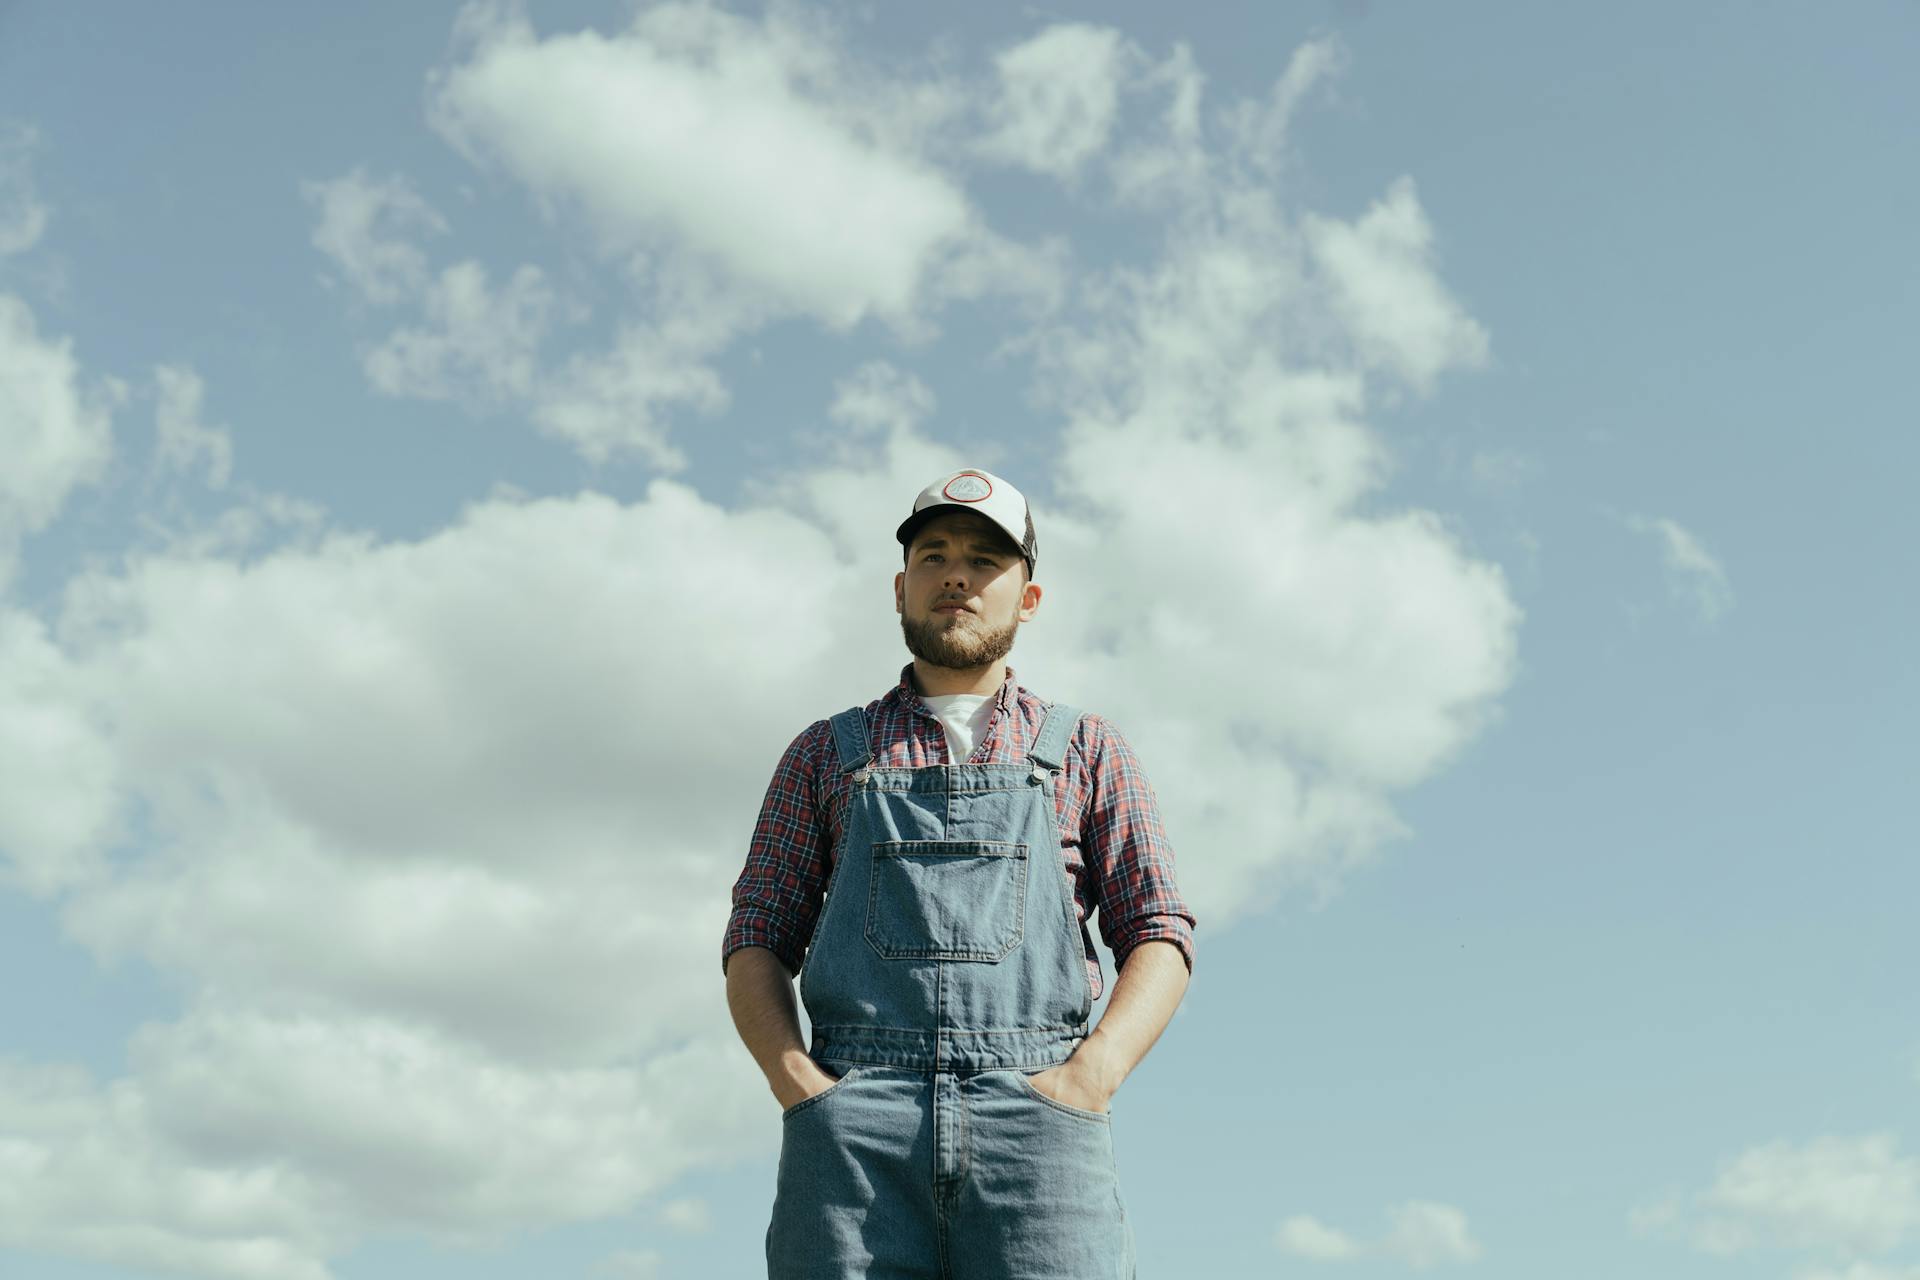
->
<box><xmin>153</xmin><ymin>364</ymin><xmax>234</xmax><ymax>490</ymax></box>
<box><xmin>1107</xmin><ymin>42</ymin><xmax>1208</xmax><ymax>210</ymax></box>
<box><xmin>1625</xmin><ymin>512</ymin><xmax>1733</xmax><ymax>622</ymax></box>
<box><xmin>304</xmin><ymin>169</ymin><xmax>576</xmax><ymax>421</ymax></box>
<box><xmin>0</xmin><ymin>1056</ymin><xmax>347</xmax><ymax>1280</ymax></box>
<box><xmin>0</xmin><ymin>294</ymin><xmax>119</xmax><ymax>589</ymax></box>
<box><xmin>0</xmin><ymin>610</ymin><xmax>125</xmax><ymax>895</ymax></box>
<box><xmin>1017</xmin><ymin>74</ymin><xmax>1515</xmax><ymax>915</ymax></box>
<box><xmin>303</xmin><ymin>167</ymin><xmax>732</xmax><ymax>464</ymax></box>
<box><xmin>1277</xmin><ymin>1200</ymin><xmax>1481</xmax><ymax>1266</ymax></box>
<box><xmin>0</xmin><ymin>120</ymin><xmax>48</xmax><ymax>256</ymax></box>
<box><xmin>312</xmin><ymin>4</ymin><xmax>1065</xmax><ymax>461</ymax></box>
<box><xmin>303</xmin><ymin>170</ymin><xmax>447</xmax><ymax>306</ymax></box>
<box><xmin>428</xmin><ymin>2</ymin><xmax>982</xmax><ymax>328</ymax></box>
<box><xmin>1276</xmin><ymin>1214</ymin><xmax>1364</xmax><ymax>1261</ymax></box>
<box><xmin>2</xmin><ymin>475</ymin><xmax>908</xmax><ymax>1275</ymax></box>
<box><xmin>1382</xmin><ymin>1201</ymin><xmax>1484</xmax><ymax>1267</ymax></box>
<box><xmin>1223</xmin><ymin>36</ymin><xmax>1347</xmax><ymax>172</ymax></box>
<box><xmin>655</xmin><ymin>1196</ymin><xmax>711</xmax><ymax>1233</ymax></box>
<box><xmin>980</xmin><ymin>24</ymin><xmax>1133</xmax><ymax>179</ymax></box>
<box><xmin>530</xmin><ymin>263</ymin><xmax>741</xmax><ymax>468</ymax></box>
<box><xmin>1688</xmin><ymin>1134</ymin><xmax>1919</xmax><ymax>1257</ymax></box>
<box><xmin>1304</xmin><ymin>177</ymin><xmax>1490</xmax><ymax>391</ymax></box>
<box><xmin>363</xmin><ymin>261</ymin><xmax>557</xmax><ymax>405</ymax></box>
<box><xmin>0</xmin><ymin>1010</ymin><xmax>765</xmax><ymax>1277</ymax></box>
<box><xmin>828</xmin><ymin>360</ymin><xmax>935</xmax><ymax>440</ymax></box>
<box><xmin>1637</xmin><ymin>1133</ymin><xmax>1920</xmax><ymax>1280</ymax></box>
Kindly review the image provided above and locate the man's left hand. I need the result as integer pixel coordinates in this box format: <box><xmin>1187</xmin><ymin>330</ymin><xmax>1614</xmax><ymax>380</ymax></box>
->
<box><xmin>1024</xmin><ymin>1060</ymin><xmax>1114</xmax><ymax>1114</ymax></box>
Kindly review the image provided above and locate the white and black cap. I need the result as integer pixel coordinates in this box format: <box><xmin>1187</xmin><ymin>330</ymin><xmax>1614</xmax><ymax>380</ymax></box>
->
<box><xmin>895</xmin><ymin>468</ymin><xmax>1037</xmax><ymax>576</ymax></box>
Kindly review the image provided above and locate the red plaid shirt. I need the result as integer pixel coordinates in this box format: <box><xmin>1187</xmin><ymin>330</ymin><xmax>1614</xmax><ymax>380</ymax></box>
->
<box><xmin>723</xmin><ymin>663</ymin><xmax>1196</xmax><ymax>1000</ymax></box>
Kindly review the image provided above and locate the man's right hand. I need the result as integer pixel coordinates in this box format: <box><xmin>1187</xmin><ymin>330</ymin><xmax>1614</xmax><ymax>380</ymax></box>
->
<box><xmin>724</xmin><ymin>946</ymin><xmax>851</xmax><ymax>1113</ymax></box>
<box><xmin>773</xmin><ymin>1056</ymin><xmax>843</xmax><ymax>1112</ymax></box>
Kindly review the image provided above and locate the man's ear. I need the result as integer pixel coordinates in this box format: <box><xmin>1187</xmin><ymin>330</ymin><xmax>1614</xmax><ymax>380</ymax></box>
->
<box><xmin>1019</xmin><ymin>580</ymin><xmax>1042</xmax><ymax>621</ymax></box>
<box><xmin>893</xmin><ymin>570</ymin><xmax>905</xmax><ymax>614</ymax></box>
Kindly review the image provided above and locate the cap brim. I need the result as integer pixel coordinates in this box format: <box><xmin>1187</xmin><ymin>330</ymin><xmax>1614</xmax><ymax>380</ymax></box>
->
<box><xmin>895</xmin><ymin>507</ymin><xmax>946</xmax><ymax>547</ymax></box>
<box><xmin>896</xmin><ymin>505</ymin><xmax>1025</xmax><ymax>553</ymax></box>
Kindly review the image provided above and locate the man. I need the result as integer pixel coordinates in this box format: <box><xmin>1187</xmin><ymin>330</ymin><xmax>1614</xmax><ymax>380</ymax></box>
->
<box><xmin>723</xmin><ymin>467</ymin><xmax>1196</xmax><ymax>1279</ymax></box>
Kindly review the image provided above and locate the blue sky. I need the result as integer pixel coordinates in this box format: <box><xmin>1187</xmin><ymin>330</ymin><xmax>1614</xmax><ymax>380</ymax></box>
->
<box><xmin>2</xmin><ymin>3</ymin><xmax>1916</xmax><ymax>1278</ymax></box>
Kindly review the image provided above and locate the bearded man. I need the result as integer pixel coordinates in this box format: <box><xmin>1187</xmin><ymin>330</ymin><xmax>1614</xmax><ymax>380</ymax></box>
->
<box><xmin>723</xmin><ymin>467</ymin><xmax>1197</xmax><ymax>1279</ymax></box>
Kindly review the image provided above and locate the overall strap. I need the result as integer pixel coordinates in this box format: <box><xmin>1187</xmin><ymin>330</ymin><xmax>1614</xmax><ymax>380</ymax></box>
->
<box><xmin>828</xmin><ymin>707</ymin><xmax>873</xmax><ymax>776</ymax></box>
<box><xmin>1027</xmin><ymin>702</ymin><xmax>1083</xmax><ymax>775</ymax></box>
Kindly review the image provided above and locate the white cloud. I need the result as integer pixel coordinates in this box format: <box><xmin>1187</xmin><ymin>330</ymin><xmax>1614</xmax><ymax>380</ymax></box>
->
<box><xmin>1383</xmin><ymin>1200</ymin><xmax>1483</xmax><ymax>1267</ymax></box>
<box><xmin>0</xmin><ymin>610</ymin><xmax>124</xmax><ymax>895</ymax></box>
<box><xmin>1020</xmin><ymin>85</ymin><xmax>1516</xmax><ymax>917</ymax></box>
<box><xmin>656</xmin><ymin>1196</ymin><xmax>711</xmax><ymax>1233</ymax></box>
<box><xmin>0</xmin><ymin>120</ymin><xmax>48</xmax><ymax>256</ymax></box>
<box><xmin>1305</xmin><ymin>177</ymin><xmax>1491</xmax><ymax>392</ymax></box>
<box><xmin>127</xmin><ymin>1007</ymin><xmax>759</xmax><ymax>1231</ymax></box>
<box><xmin>1277</xmin><ymin>1201</ymin><xmax>1480</xmax><ymax>1267</ymax></box>
<box><xmin>1108</xmin><ymin>43</ymin><xmax>1208</xmax><ymax>211</ymax></box>
<box><xmin>0</xmin><ymin>1057</ymin><xmax>339</xmax><ymax>1280</ymax></box>
<box><xmin>0</xmin><ymin>1009</ymin><xmax>767</xmax><ymax>1278</ymax></box>
<box><xmin>363</xmin><ymin>260</ymin><xmax>556</xmax><ymax>405</ymax></box>
<box><xmin>1696</xmin><ymin>1135</ymin><xmax>1920</xmax><ymax>1256</ymax></box>
<box><xmin>1799</xmin><ymin>1266</ymin><xmax>1920</xmax><ymax>1280</ymax></box>
<box><xmin>1640</xmin><ymin>1133</ymin><xmax>1920</xmax><ymax>1272</ymax></box>
<box><xmin>304</xmin><ymin>169</ymin><xmax>734</xmax><ymax>464</ymax></box>
<box><xmin>1626</xmin><ymin>512</ymin><xmax>1733</xmax><ymax>622</ymax></box>
<box><xmin>1276</xmin><ymin>1214</ymin><xmax>1364</xmax><ymax>1261</ymax></box>
<box><xmin>828</xmin><ymin>360</ymin><xmax>934</xmax><ymax>440</ymax></box>
<box><xmin>153</xmin><ymin>364</ymin><xmax>234</xmax><ymax>490</ymax></box>
<box><xmin>303</xmin><ymin>170</ymin><xmax>447</xmax><ymax>306</ymax></box>
<box><xmin>318</xmin><ymin>4</ymin><xmax>1068</xmax><ymax>460</ymax></box>
<box><xmin>531</xmin><ymin>262</ymin><xmax>742</xmax><ymax>468</ymax></box>
<box><xmin>1111</xmin><ymin>34</ymin><xmax>1339</xmax><ymax>212</ymax></box>
<box><xmin>980</xmin><ymin>24</ymin><xmax>1132</xmax><ymax>179</ymax></box>
<box><xmin>3</xmin><ymin>475</ymin><xmax>901</xmax><ymax>1274</ymax></box>
<box><xmin>1223</xmin><ymin>36</ymin><xmax>1347</xmax><ymax>173</ymax></box>
<box><xmin>0</xmin><ymin>294</ymin><xmax>119</xmax><ymax>588</ymax></box>
<box><xmin>48</xmin><ymin>483</ymin><xmax>902</xmax><ymax>1056</ymax></box>
<box><xmin>429</xmin><ymin>3</ymin><xmax>978</xmax><ymax>328</ymax></box>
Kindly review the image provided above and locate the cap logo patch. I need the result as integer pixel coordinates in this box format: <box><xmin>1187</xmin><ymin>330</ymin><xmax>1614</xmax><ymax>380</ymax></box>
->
<box><xmin>942</xmin><ymin>473</ymin><xmax>992</xmax><ymax>503</ymax></box>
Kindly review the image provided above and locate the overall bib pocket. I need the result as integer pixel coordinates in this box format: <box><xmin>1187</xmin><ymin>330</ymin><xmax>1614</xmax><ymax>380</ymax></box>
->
<box><xmin>864</xmin><ymin>840</ymin><xmax>1029</xmax><ymax>961</ymax></box>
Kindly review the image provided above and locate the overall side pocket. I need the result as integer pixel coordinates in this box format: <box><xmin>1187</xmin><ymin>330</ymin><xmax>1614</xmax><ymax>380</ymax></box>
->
<box><xmin>780</xmin><ymin>1063</ymin><xmax>869</xmax><ymax>1121</ymax></box>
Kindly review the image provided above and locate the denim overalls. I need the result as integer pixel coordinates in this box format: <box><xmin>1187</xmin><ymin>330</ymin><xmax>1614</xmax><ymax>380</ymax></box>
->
<box><xmin>767</xmin><ymin>700</ymin><xmax>1135</xmax><ymax>1279</ymax></box>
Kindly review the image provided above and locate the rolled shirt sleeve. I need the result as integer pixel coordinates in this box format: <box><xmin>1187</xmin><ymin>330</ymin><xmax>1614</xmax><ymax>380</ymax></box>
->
<box><xmin>722</xmin><ymin>721</ymin><xmax>834</xmax><ymax>978</ymax></box>
<box><xmin>1074</xmin><ymin>714</ymin><xmax>1197</xmax><ymax>975</ymax></box>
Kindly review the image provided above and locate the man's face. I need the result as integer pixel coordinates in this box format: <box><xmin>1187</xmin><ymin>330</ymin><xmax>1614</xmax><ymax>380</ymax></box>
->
<box><xmin>893</xmin><ymin>512</ymin><xmax>1042</xmax><ymax>671</ymax></box>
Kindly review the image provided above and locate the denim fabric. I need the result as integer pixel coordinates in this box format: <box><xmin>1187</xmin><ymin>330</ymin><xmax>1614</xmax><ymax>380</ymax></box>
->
<box><xmin>768</xmin><ymin>702</ymin><xmax>1135</xmax><ymax>1279</ymax></box>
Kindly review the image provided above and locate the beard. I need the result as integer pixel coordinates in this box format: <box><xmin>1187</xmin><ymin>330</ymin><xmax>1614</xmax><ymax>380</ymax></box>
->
<box><xmin>900</xmin><ymin>605</ymin><xmax>1019</xmax><ymax>671</ymax></box>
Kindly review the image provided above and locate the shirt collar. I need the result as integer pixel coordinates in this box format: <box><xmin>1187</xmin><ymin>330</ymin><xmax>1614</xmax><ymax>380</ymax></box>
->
<box><xmin>894</xmin><ymin>662</ymin><xmax>1020</xmax><ymax>717</ymax></box>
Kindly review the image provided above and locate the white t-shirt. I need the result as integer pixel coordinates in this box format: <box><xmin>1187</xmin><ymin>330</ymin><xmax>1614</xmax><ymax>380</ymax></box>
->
<box><xmin>920</xmin><ymin>692</ymin><xmax>996</xmax><ymax>764</ymax></box>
